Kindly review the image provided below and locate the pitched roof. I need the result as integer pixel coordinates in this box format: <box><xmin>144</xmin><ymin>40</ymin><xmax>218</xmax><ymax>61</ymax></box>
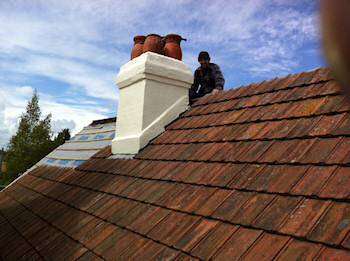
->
<box><xmin>1</xmin><ymin>67</ymin><xmax>350</xmax><ymax>260</ymax></box>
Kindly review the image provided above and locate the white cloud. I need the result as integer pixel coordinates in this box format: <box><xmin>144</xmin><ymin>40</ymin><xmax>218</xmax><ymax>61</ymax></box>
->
<box><xmin>0</xmin><ymin>86</ymin><xmax>111</xmax><ymax>148</ymax></box>
<box><xmin>0</xmin><ymin>0</ymin><xmax>322</xmax><ymax>148</ymax></box>
<box><xmin>1</xmin><ymin>54</ymin><xmax>118</xmax><ymax>100</ymax></box>
<box><xmin>14</xmin><ymin>86</ymin><xmax>34</xmax><ymax>96</ymax></box>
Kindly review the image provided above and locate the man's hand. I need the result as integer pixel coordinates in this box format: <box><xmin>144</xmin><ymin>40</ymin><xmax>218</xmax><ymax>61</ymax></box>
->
<box><xmin>211</xmin><ymin>89</ymin><xmax>219</xmax><ymax>95</ymax></box>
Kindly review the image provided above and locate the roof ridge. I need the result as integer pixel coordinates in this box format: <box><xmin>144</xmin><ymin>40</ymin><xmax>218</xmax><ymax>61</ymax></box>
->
<box><xmin>192</xmin><ymin>67</ymin><xmax>334</xmax><ymax>106</ymax></box>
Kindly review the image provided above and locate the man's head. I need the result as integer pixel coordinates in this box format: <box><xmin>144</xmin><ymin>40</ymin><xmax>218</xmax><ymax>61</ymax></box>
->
<box><xmin>198</xmin><ymin>51</ymin><xmax>210</xmax><ymax>68</ymax></box>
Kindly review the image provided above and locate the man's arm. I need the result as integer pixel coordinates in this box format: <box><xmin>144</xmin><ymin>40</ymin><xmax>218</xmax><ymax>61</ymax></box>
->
<box><xmin>212</xmin><ymin>64</ymin><xmax>225</xmax><ymax>91</ymax></box>
<box><xmin>189</xmin><ymin>69</ymin><xmax>200</xmax><ymax>99</ymax></box>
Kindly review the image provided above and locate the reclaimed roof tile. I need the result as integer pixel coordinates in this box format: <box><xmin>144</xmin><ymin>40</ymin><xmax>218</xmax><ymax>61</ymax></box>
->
<box><xmin>308</xmin><ymin>113</ymin><xmax>346</xmax><ymax>136</ymax></box>
<box><xmin>1</xmin><ymin>67</ymin><xmax>349</xmax><ymax>260</ymax></box>
<box><xmin>246</xmin><ymin>165</ymin><xmax>286</xmax><ymax>191</ymax></box>
<box><xmin>212</xmin><ymin>227</ymin><xmax>263</xmax><ymax>260</ymax></box>
<box><xmin>326</xmin><ymin>137</ymin><xmax>350</xmax><ymax>164</ymax></box>
<box><xmin>196</xmin><ymin>188</ymin><xmax>233</xmax><ymax>216</ymax></box>
<box><xmin>212</xmin><ymin>190</ymin><xmax>254</xmax><ymax>221</ymax></box>
<box><xmin>317</xmin><ymin>247</ymin><xmax>350</xmax><ymax>261</ymax></box>
<box><xmin>174</xmin><ymin>218</ymin><xmax>218</xmax><ymax>252</ymax></box>
<box><xmin>300</xmin><ymin>137</ymin><xmax>342</xmax><ymax>164</ymax></box>
<box><xmin>287</xmin><ymin>115</ymin><xmax>322</xmax><ymax>138</ymax></box>
<box><xmin>253</xmin><ymin>195</ymin><xmax>302</xmax><ymax>231</ymax></box>
<box><xmin>290</xmin><ymin>165</ymin><xmax>337</xmax><ymax>197</ymax></box>
<box><xmin>333</xmin><ymin>114</ymin><xmax>350</xmax><ymax>135</ymax></box>
<box><xmin>240</xmin><ymin>232</ymin><xmax>290</xmax><ymax>261</ymax></box>
<box><xmin>319</xmin><ymin>167</ymin><xmax>350</xmax><ymax>199</ymax></box>
<box><xmin>231</xmin><ymin>193</ymin><xmax>276</xmax><ymax>225</ymax></box>
<box><xmin>191</xmin><ymin>222</ymin><xmax>238</xmax><ymax>260</ymax></box>
<box><xmin>308</xmin><ymin>202</ymin><xmax>350</xmax><ymax>245</ymax></box>
<box><xmin>279</xmin><ymin>198</ymin><xmax>332</xmax><ymax>237</ymax></box>
<box><xmin>268</xmin><ymin>165</ymin><xmax>310</xmax><ymax>194</ymax></box>
<box><xmin>274</xmin><ymin>239</ymin><xmax>323</xmax><ymax>261</ymax></box>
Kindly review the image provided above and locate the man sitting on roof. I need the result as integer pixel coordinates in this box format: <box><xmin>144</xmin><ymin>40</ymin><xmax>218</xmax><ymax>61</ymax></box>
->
<box><xmin>189</xmin><ymin>51</ymin><xmax>225</xmax><ymax>102</ymax></box>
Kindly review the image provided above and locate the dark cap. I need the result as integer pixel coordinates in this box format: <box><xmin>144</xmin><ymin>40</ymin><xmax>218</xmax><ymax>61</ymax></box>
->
<box><xmin>198</xmin><ymin>51</ymin><xmax>210</xmax><ymax>61</ymax></box>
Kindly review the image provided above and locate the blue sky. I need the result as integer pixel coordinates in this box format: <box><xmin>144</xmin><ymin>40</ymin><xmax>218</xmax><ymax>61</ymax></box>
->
<box><xmin>0</xmin><ymin>0</ymin><xmax>326</xmax><ymax>149</ymax></box>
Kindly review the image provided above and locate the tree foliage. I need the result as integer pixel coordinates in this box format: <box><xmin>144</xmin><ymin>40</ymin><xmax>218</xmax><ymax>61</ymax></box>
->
<box><xmin>1</xmin><ymin>90</ymin><xmax>70</xmax><ymax>185</ymax></box>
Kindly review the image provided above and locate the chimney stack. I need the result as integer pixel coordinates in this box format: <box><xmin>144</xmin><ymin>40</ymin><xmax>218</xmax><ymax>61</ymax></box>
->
<box><xmin>112</xmin><ymin>52</ymin><xmax>194</xmax><ymax>155</ymax></box>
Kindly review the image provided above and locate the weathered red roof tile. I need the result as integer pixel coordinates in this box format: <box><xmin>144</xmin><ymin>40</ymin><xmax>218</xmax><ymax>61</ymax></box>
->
<box><xmin>115</xmin><ymin>237</ymin><xmax>151</xmax><ymax>260</ymax></box>
<box><xmin>128</xmin><ymin>206</ymin><xmax>170</xmax><ymax>235</ymax></box>
<box><xmin>223</xmin><ymin>140</ymin><xmax>257</xmax><ymax>162</ymax></box>
<box><xmin>155</xmin><ymin>183</ymin><xmax>187</xmax><ymax>207</ymax></box>
<box><xmin>237</xmin><ymin>140</ymin><xmax>274</xmax><ymax>162</ymax></box>
<box><xmin>317</xmin><ymin>247</ymin><xmax>350</xmax><ymax>261</ymax></box>
<box><xmin>161</xmin><ymin>214</ymin><xmax>201</xmax><ymax>246</ymax></box>
<box><xmin>166</xmin><ymin>184</ymin><xmax>200</xmax><ymax>210</ymax></box>
<box><xmin>221</xmin><ymin>109</ymin><xmax>246</xmax><ymax>125</ymax></box>
<box><xmin>337</xmin><ymin>96</ymin><xmax>350</xmax><ymax>112</ymax></box>
<box><xmin>196</xmin><ymin>188</ymin><xmax>233</xmax><ymax>216</ymax></box>
<box><xmin>290</xmin><ymin>166</ymin><xmax>337</xmax><ymax>197</ymax></box>
<box><xmin>279</xmin><ymin>138</ymin><xmax>318</xmax><ymax>163</ymax></box>
<box><xmin>184</xmin><ymin>163</ymin><xmax>228</xmax><ymax>185</ymax></box>
<box><xmin>240</xmin><ymin>232</ymin><xmax>290</xmax><ymax>261</ymax></box>
<box><xmin>235</xmin><ymin>122</ymin><xmax>266</xmax><ymax>140</ymax></box>
<box><xmin>279</xmin><ymin>198</ymin><xmax>332</xmax><ymax>237</ymax></box>
<box><xmin>319</xmin><ymin>167</ymin><xmax>350</xmax><ymax>199</ymax></box>
<box><xmin>92</xmin><ymin>227</ymin><xmax>127</xmax><ymax>256</ymax></box>
<box><xmin>187</xmin><ymin>143</ymin><xmax>222</xmax><ymax>161</ymax></box>
<box><xmin>280</xmin><ymin>99</ymin><xmax>307</xmax><ymax>118</ymax></box>
<box><xmin>300</xmin><ymin>137</ymin><xmax>342</xmax><ymax>163</ymax></box>
<box><xmin>287</xmin><ymin>115</ymin><xmax>322</xmax><ymax>138</ymax></box>
<box><xmin>326</xmin><ymin>137</ymin><xmax>350</xmax><ymax>164</ymax></box>
<box><xmin>146</xmin><ymin>211</ymin><xmax>184</xmax><ymax>240</ymax></box>
<box><xmin>333</xmin><ymin>113</ymin><xmax>350</xmax><ymax>135</ymax></box>
<box><xmin>218</xmin><ymin>124</ymin><xmax>250</xmax><ymax>141</ymax></box>
<box><xmin>212</xmin><ymin>227</ymin><xmax>263</xmax><ymax>260</ymax></box>
<box><xmin>252</xmin><ymin>120</ymin><xmax>283</xmax><ymax>140</ymax></box>
<box><xmin>231</xmin><ymin>193</ymin><xmax>276</xmax><ymax>226</ymax></box>
<box><xmin>258</xmin><ymin>140</ymin><xmax>296</xmax><ymax>163</ymax></box>
<box><xmin>228</xmin><ymin>164</ymin><xmax>266</xmax><ymax>189</ymax></box>
<box><xmin>191</xmin><ymin>222</ymin><xmax>238</xmax><ymax>260</ymax></box>
<box><xmin>169</xmin><ymin>162</ymin><xmax>203</xmax><ymax>182</ymax></box>
<box><xmin>308</xmin><ymin>113</ymin><xmax>346</xmax><ymax>136</ymax></box>
<box><xmin>143</xmin><ymin>182</ymin><xmax>181</xmax><ymax>204</ymax></box>
<box><xmin>308</xmin><ymin>202</ymin><xmax>350</xmax><ymax>245</ymax></box>
<box><xmin>267</xmin><ymin>165</ymin><xmax>310</xmax><ymax>194</ymax></box>
<box><xmin>284</xmin><ymin>85</ymin><xmax>309</xmax><ymax>101</ymax></box>
<box><xmin>267</xmin><ymin>119</ymin><xmax>300</xmax><ymax>139</ymax></box>
<box><xmin>174</xmin><ymin>218</ymin><xmax>218</xmax><ymax>252</ymax></box>
<box><xmin>256</xmin><ymin>91</ymin><xmax>278</xmax><ymax>105</ymax></box>
<box><xmin>342</xmin><ymin>232</ymin><xmax>350</xmax><ymax>249</ymax></box>
<box><xmin>253</xmin><ymin>195</ymin><xmax>302</xmax><ymax>230</ymax></box>
<box><xmin>196</xmin><ymin>127</ymin><xmax>222</xmax><ymax>142</ymax></box>
<box><xmin>315</xmin><ymin>95</ymin><xmax>347</xmax><ymax>115</ymax></box>
<box><xmin>274</xmin><ymin>239</ymin><xmax>323</xmax><ymax>260</ymax></box>
<box><xmin>147</xmin><ymin>245</ymin><xmax>181</xmax><ymax>261</ymax></box>
<box><xmin>212</xmin><ymin>190</ymin><xmax>254</xmax><ymax>221</ymax></box>
<box><xmin>174</xmin><ymin>253</ymin><xmax>200</xmax><ymax>260</ymax></box>
<box><xmin>75</xmin><ymin>250</ymin><xmax>103</xmax><ymax>260</ymax></box>
<box><xmin>246</xmin><ymin>165</ymin><xmax>286</xmax><ymax>191</ymax></box>
<box><xmin>235</xmin><ymin>107</ymin><xmax>262</xmax><ymax>123</ymax></box>
<box><xmin>69</xmin><ymin>215</ymin><xmax>104</xmax><ymax>241</ymax></box>
<box><xmin>99</xmin><ymin>231</ymin><xmax>139</xmax><ymax>259</ymax></box>
<box><xmin>1</xmin><ymin>67</ymin><xmax>349</xmax><ymax>259</ymax></box>
<box><xmin>180</xmin><ymin>187</ymin><xmax>216</xmax><ymax>213</ymax></box>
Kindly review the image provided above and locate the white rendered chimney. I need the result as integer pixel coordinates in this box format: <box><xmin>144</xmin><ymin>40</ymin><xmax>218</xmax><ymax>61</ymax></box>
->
<box><xmin>112</xmin><ymin>52</ymin><xmax>194</xmax><ymax>155</ymax></box>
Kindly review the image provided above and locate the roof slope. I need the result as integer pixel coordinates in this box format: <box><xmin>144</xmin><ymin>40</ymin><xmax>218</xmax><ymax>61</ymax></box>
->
<box><xmin>36</xmin><ymin>117</ymin><xmax>116</xmax><ymax>168</ymax></box>
<box><xmin>1</xmin><ymin>67</ymin><xmax>350</xmax><ymax>260</ymax></box>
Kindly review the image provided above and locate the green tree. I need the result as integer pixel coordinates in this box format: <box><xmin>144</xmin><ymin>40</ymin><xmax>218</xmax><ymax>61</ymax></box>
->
<box><xmin>1</xmin><ymin>90</ymin><xmax>69</xmax><ymax>185</ymax></box>
<box><xmin>52</xmin><ymin>128</ymin><xmax>70</xmax><ymax>148</ymax></box>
